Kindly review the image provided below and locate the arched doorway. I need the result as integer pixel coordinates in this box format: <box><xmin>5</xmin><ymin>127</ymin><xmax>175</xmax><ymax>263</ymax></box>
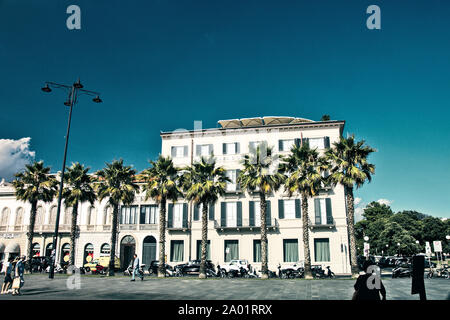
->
<box><xmin>45</xmin><ymin>243</ymin><xmax>53</xmax><ymax>258</ymax></box>
<box><xmin>120</xmin><ymin>235</ymin><xmax>135</xmax><ymax>270</ymax></box>
<box><xmin>100</xmin><ymin>243</ymin><xmax>110</xmax><ymax>256</ymax></box>
<box><xmin>83</xmin><ymin>243</ymin><xmax>94</xmax><ymax>264</ymax></box>
<box><xmin>60</xmin><ymin>243</ymin><xmax>70</xmax><ymax>265</ymax></box>
<box><xmin>32</xmin><ymin>243</ymin><xmax>41</xmax><ymax>257</ymax></box>
<box><xmin>142</xmin><ymin>236</ymin><xmax>157</xmax><ymax>266</ymax></box>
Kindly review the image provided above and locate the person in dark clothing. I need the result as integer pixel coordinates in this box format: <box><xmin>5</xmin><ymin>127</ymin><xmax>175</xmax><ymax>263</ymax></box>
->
<box><xmin>353</xmin><ymin>260</ymin><xmax>386</xmax><ymax>300</ymax></box>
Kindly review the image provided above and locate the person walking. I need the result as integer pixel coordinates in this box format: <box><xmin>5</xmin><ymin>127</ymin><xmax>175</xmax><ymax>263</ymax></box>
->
<box><xmin>12</xmin><ymin>256</ymin><xmax>25</xmax><ymax>296</ymax></box>
<box><xmin>1</xmin><ymin>257</ymin><xmax>14</xmax><ymax>294</ymax></box>
<box><xmin>352</xmin><ymin>260</ymin><xmax>386</xmax><ymax>300</ymax></box>
<box><xmin>130</xmin><ymin>254</ymin><xmax>143</xmax><ymax>281</ymax></box>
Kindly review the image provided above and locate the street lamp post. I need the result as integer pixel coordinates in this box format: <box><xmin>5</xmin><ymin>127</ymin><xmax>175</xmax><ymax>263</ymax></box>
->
<box><xmin>397</xmin><ymin>242</ymin><xmax>401</xmax><ymax>257</ymax></box>
<box><xmin>41</xmin><ymin>79</ymin><xmax>102</xmax><ymax>279</ymax></box>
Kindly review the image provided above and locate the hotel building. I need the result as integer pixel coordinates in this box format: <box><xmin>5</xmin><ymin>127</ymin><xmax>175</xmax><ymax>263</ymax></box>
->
<box><xmin>0</xmin><ymin>116</ymin><xmax>351</xmax><ymax>275</ymax></box>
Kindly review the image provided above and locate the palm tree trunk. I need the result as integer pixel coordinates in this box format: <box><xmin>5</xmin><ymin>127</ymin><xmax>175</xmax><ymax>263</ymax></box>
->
<box><xmin>157</xmin><ymin>197</ymin><xmax>167</xmax><ymax>277</ymax></box>
<box><xmin>108</xmin><ymin>204</ymin><xmax>119</xmax><ymax>276</ymax></box>
<box><xmin>301</xmin><ymin>193</ymin><xmax>313</xmax><ymax>279</ymax></box>
<box><xmin>260</xmin><ymin>192</ymin><xmax>268</xmax><ymax>279</ymax></box>
<box><xmin>69</xmin><ymin>201</ymin><xmax>78</xmax><ymax>269</ymax></box>
<box><xmin>26</xmin><ymin>201</ymin><xmax>37</xmax><ymax>272</ymax></box>
<box><xmin>199</xmin><ymin>202</ymin><xmax>208</xmax><ymax>279</ymax></box>
<box><xmin>345</xmin><ymin>186</ymin><xmax>359</xmax><ymax>277</ymax></box>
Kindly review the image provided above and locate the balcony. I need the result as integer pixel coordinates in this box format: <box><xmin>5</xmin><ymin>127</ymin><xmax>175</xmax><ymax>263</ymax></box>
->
<box><xmin>309</xmin><ymin>218</ymin><xmax>335</xmax><ymax>229</ymax></box>
<box><xmin>214</xmin><ymin>218</ymin><xmax>278</xmax><ymax>231</ymax></box>
<box><xmin>120</xmin><ymin>224</ymin><xmax>138</xmax><ymax>231</ymax></box>
<box><xmin>166</xmin><ymin>222</ymin><xmax>189</xmax><ymax>232</ymax></box>
<box><xmin>138</xmin><ymin>224</ymin><xmax>158</xmax><ymax>231</ymax></box>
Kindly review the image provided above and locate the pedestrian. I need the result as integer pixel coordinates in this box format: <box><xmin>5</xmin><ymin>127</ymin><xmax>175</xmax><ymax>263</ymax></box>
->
<box><xmin>130</xmin><ymin>254</ymin><xmax>143</xmax><ymax>281</ymax></box>
<box><xmin>1</xmin><ymin>257</ymin><xmax>14</xmax><ymax>294</ymax></box>
<box><xmin>12</xmin><ymin>256</ymin><xmax>25</xmax><ymax>296</ymax></box>
<box><xmin>352</xmin><ymin>260</ymin><xmax>386</xmax><ymax>300</ymax></box>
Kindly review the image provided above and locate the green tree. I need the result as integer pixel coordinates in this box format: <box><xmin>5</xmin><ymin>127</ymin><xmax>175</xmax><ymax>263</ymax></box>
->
<box><xmin>62</xmin><ymin>163</ymin><xmax>96</xmax><ymax>267</ymax></box>
<box><xmin>362</xmin><ymin>201</ymin><xmax>393</xmax><ymax>222</ymax></box>
<box><xmin>12</xmin><ymin>161</ymin><xmax>58</xmax><ymax>269</ymax></box>
<box><xmin>181</xmin><ymin>156</ymin><xmax>228</xmax><ymax>278</ymax></box>
<box><xmin>238</xmin><ymin>143</ymin><xmax>285</xmax><ymax>279</ymax></box>
<box><xmin>320</xmin><ymin>115</ymin><xmax>331</xmax><ymax>121</ymax></box>
<box><xmin>379</xmin><ymin>221</ymin><xmax>420</xmax><ymax>256</ymax></box>
<box><xmin>280</xmin><ymin>143</ymin><xmax>328</xmax><ymax>278</ymax></box>
<box><xmin>140</xmin><ymin>156</ymin><xmax>181</xmax><ymax>277</ymax></box>
<box><xmin>325</xmin><ymin>134</ymin><xmax>376</xmax><ymax>277</ymax></box>
<box><xmin>96</xmin><ymin>159</ymin><xmax>139</xmax><ymax>276</ymax></box>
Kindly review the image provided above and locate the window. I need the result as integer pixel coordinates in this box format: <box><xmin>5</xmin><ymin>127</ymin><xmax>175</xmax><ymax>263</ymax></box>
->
<box><xmin>173</xmin><ymin>203</ymin><xmax>183</xmax><ymax>228</ymax></box>
<box><xmin>87</xmin><ymin>207</ymin><xmax>96</xmax><ymax>225</ymax></box>
<box><xmin>32</xmin><ymin>243</ymin><xmax>41</xmax><ymax>257</ymax></box>
<box><xmin>314</xmin><ymin>239</ymin><xmax>330</xmax><ymax>262</ymax></box>
<box><xmin>225</xmin><ymin>170</ymin><xmax>239</xmax><ymax>192</ymax></box>
<box><xmin>314</xmin><ymin>198</ymin><xmax>333</xmax><ymax>225</ymax></box>
<box><xmin>15</xmin><ymin>207</ymin><xmax>23</xmax><ymax>225</ymax></box>
<box><xmin>49</xmin><ymin>206</ymin><xmax>57</xmax><ymax>225</ymax></box>
<box><xmin>0</xmin><ymin>208</ymin><xmax>10</xmax><ymax>226</ymax></box>
<box><xmin>249</xmin><ymin>141</ymin><xmax>265</xmax><ymax>152</ymax></box>
<box><xmin>284</xmin><ymin>200</ymin><xmax>296</xmax><ymax>219</ymax></box>
<box><xmin>100</xmin><ymin>243</ymin><xmax>110</xmax><ymax>255</ymax></box>
<box><xmin>36</xmin><ymin>206</ymin><xmax>44</xmax><ymax>225</ymax></box>
<box><xmin>104</xmin><ymin>206</ymin><xmax>113</xmax><ymax>225</ymax></box>
<box><xmin>61</xmin><ymin>243</ymin><xmax>70</xmax><ymax>264</ymax></box>
<box><xmin>278</xmin><ymin>199</ymin><xmax>300</xmax><ymax>219</ymax></box>
<box><xmin>171</xmin><ymin>146</ymin><xmax>187</xmax><ymax>158</ymax></box>
<box><xmin>223</xmin><ymin>142</ymin><xmax>239</xmax><ymax>155</ymax></box>
<box><xmin>308</xmin><ymin>137</ymin><xmax>330</xmax><ymax>150</ymax></box>
<box><xmin>279</xmin><ymin>139</ymin><xmax>295</xmax><ymax>151</ymax></box>
<box><xmin>120</xmin><ymin>206</ymin><xmax>138</xmax><ymax>224</ymax></box>
<box><xmin>196</xmin><ymin>240</ymin><xmax>211</xmax><ymax>260</ymax></box>
<box><xmin>170</xmin><ymin>240</ymin><xmax>184</xmax><ymax>262</ymax></box>
<box><xmin>84</xmin><ymin>243</ymin><xmax>94</xmax><ymax>263</ymax></box>
<box><xmin>193</xmin><ymin>203</ymin><xmax>215</xmax><ymax>221</ymax></box>
<box><xmin>226</xmin><ymin>202</ymin><xmax>237</xmax><ymax>227</ymax></box>
<box><xmin>196</xmin><ymin>144</ymin><xmax>213</xmax><ymax>156</ymax></box>
<box><xmin>64</xmin><ymin>207</ymin><xmax>72</xmax><ymax>225</ymax></box>
<box><xmin>224</xmin><ymin>240</ymin><xmax>239</xmax><ymax>262</ymax></box>
<box><xmin>252</xmin><ymin>201</ymin><xmax>261</xmax><ymax>227</ymax></box>
<box><xmin>140</xmin><ymin>205</ymin><xmax>158</xmax><ymax>224</ymax></box>
<box><xmin>253</xmin><ymin>240</ymin><xmax>261</xmax><ymax>262</ymax></box>
<box><xmin>283</xmin><ymin>239</ymin><xmax>299</xmax><ymax>262</ymax></box>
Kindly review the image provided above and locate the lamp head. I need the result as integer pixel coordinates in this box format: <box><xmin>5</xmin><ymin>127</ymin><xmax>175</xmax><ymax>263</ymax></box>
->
<box><xmin>92</xmin><ymin>95</ymin><xmax>102</xmax><ymax>103</ymax></box>
<box><xmin>41</xmin><ymin>84</ymin><xmax>52</xmax><ymax>93</ymax></box>
<box><xmin>73</xmin><ymin>78</ymin><xmax>83</xmax><ymax>89</ymax></box>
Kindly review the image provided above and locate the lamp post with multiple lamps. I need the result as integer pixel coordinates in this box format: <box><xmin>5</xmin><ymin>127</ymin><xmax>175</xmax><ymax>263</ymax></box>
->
<box><xmin>364</xmin><ymin>236</ymin><xmax>370</xmax><ymax>260</ymax></box>
<box><xmin>41</xmin><ymin>79</ymin><xmax>102</xmax><ymax>279</ymax></box>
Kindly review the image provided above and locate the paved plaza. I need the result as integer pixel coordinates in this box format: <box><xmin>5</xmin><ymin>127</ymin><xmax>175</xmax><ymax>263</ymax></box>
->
<box><xmin>0</xmin><ymin>274</ymin><xmax>448</xmax><ymax>300</ymax></box>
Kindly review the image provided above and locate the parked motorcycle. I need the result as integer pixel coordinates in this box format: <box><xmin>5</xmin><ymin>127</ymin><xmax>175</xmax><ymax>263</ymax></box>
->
<box><xmin>124</xmin><ymin>264</ymin><xmax>146</xmax><ymax>278</ymax></box>
<box><xmin>427</xmin><ymin>265</ymin><xmax>449</xmax><ymax>279</ymax></box>
<box><xmin>312</xmin><ymin>266</ymin><xmax>335</xmax><ymax>279</ymax></box>
<box><xmin>392</xmin><ymin>265</ymin><xmax>411</xmax><ymax>278</ymax></box>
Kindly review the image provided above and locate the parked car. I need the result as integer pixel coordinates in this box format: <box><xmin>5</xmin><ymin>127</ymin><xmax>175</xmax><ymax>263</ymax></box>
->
<box><xmin>175</xmin><ymin>260</ymin><xmax>215</xmax><ymax>276</ymax></box>
<box><xmin>218</xmin><ymin>259</ymin><xmax>249</xmax><ymax>276</ymax></box>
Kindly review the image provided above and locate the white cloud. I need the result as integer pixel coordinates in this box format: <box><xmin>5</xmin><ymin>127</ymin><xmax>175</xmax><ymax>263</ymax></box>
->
<box><xmin>377</xmin><ymin>198</ymin><xmax>393</xmax><ymax>206</ymax></box>
<box><xmin>0</xmin><ymin>138</ymin><xmax>35</xmax><ymax>181</ymax></box>
<box><xmin>354</xmin><ymin>197</ymin><xmax>362</xmax><ymax>206</ymax></box>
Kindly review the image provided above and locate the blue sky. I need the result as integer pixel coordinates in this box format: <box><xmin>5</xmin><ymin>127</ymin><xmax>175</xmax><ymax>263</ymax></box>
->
<box><xmin>0</xmin><ymin>1</ymin><xmax>449</xmax><ymax>218</ymax></box>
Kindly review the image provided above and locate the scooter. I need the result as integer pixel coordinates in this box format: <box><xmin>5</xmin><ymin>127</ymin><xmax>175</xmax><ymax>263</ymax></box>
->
<box><xmin>312</xmin><ymin>266</ymin><xmax>335</xmax><ymax>279</ymax></box>
<box><xmin>392</xmin><ymin>265</ymin><xmax>411</xmax><ymax>278</ymax></box>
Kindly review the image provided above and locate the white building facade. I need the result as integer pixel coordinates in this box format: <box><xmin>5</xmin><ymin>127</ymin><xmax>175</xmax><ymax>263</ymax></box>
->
<box><xmin>0</xmin><ymin>116</ymin><xmax>351</xmax><ymax>275</ymax></box>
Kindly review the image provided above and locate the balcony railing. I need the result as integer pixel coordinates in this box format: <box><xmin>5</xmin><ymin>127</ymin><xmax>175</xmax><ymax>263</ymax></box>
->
<box><xmin>214</xmin><ymin>218</ymin><xmax>278</xmax><ymax>231</ymax></box>
<box><xmin>309</xmin><ymin>218</ymin><xmax>335</xmax><ymax>229</ymax></box>
<box><xmin>166</xmin><ymin>222</ymin><xmax>189</xmax><ymax>231</ymax></box>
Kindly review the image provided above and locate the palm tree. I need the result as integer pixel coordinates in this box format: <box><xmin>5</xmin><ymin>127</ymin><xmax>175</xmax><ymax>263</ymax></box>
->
<box><xmin>140</xmin><ymin>156</ymin><xmax>181</xmax><ymax>277</ymax></box>
<box><xmin>96</xmin><ymin>159</ymin><xmax>139</xmax><ymax>276</ymax></box>
<box><xmin>325</xmin><ymin>134</ymin><xmax>375</xmax><ymax>277</ymax></box>
<box><xmin>238</xmin><ymin>143</ymin><xmax>284</xmax><ymax>279</ymax></box>
<box><xmin>280</xmin><ymin>143</ymin><xmax>328</xmax><ymax>279</ymax></box>
<box><xmin>12</xmin><ymin>161</ymin><xmax>58</xmax><ymax>269</ymax></box>
<box><xmin>180</xmin><ymin>156</ymin><xmax>228</xmax><ymax>279</ymax></box>
<box><xmin>62</xmin><ymin>162</ymin><xmax>96</xmax><ymax>268</ymax></box>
